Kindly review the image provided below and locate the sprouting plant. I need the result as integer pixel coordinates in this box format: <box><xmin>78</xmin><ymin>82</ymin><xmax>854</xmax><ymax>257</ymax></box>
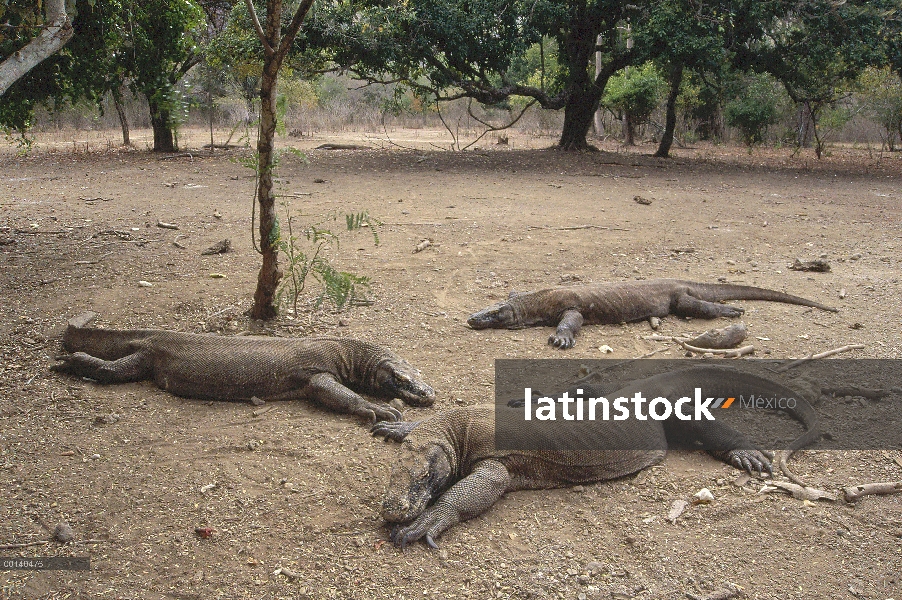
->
<box><xmin>276</xmin><ymin>207</ymin><xmax>381</xmax><ymax>315</ymax></box>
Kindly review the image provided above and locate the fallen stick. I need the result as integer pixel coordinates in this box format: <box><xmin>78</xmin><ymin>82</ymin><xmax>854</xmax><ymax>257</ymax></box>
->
<box><xmin>0</xmin><ymin>540</ymin><xmax>50</xmax><ymax>549</ymax></box>
<box><xmin>677</xmin><ymin>340</ymin><xmax>755</xmax><ymax>357</ymax></box>
<box><xmin>842</xmin><ymin>481</ymin><xmax>902</xmax><ymax>503</ymax></box>
<box><xmin>776</xmin><ymin>344</ymin><xmax>865</xmax><ymax>372</ymax></box>
<box><xmin>761</xmin><ymin>480</ymin><xmax>836</xmax><ymax>502</ymax></box>
<box><xmin>778</xmin><ymin>451</ymin><xmax>808</xmax><ymax>487</ymax></box>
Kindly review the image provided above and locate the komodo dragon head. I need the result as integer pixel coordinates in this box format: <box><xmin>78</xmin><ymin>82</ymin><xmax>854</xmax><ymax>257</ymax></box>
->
<box><xmin>381</xmin><ymin>441</ymin><xmax>453</xmax><ymax>524</ymax></box>
<box><xmin>372</xmin><ymin>359</ymin><xmax>436</xmax><ymax>407</ymax></box>
<box><xmin>468</xmin><ymin>289</ymin><xmax>535</xmax><ymax>329</ymax></box>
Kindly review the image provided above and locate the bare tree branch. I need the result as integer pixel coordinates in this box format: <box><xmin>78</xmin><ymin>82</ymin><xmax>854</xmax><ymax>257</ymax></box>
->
<box><xmin>462</xmin><ymin>97</ymin><xmax>537</xmax><ymax>150</ymax></box>
<box><xmin>0</xmin><ymin>0</ymin><xmax>74</xmax><ymax>96</ymax></box>
<box><xmin>243</xmin><ymin>0</ymin><xmax>274</xmax><ymax>55</ymax></box>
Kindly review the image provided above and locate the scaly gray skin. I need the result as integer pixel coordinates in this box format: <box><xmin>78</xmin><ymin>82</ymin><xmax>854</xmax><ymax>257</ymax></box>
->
<box><xmin>467</xmin><ymin>279</ymin><xmax>837</xmax><ymax>349</ymax></box>
<box><xmin>52</xmin><ymin>312</ymin><xmax>435</xmax><ymax>423</ymax></box>
<box><xmin>373</xmin><ymin>366</ymin><xmax>819</xmax><ymax>548</ymax></box>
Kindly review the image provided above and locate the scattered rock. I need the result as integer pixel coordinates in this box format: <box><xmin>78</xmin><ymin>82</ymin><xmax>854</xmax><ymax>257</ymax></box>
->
<box><xmin>685</xmin><ymin>323</ymin><xmax>747</xmax><ymax>349</ymax></box>
<box><xmin>157</xmin><ymin>221</ymin><xmax>179</xmax><ymax>230</ymax></box>
<box><xmin>692</xmin><ymin>488</ymin><xmax>715</xmax><ymax>504</ymax></box>
<box><xmin>733</xmin><ymin>474</ymin><xmax>751</xmax><ymax>487</ymax></box>
<box><xmin>790</xmin><ymin>258</ymin><xmax>831</xmax><ymax>272</ymax></box>
<box><xmin>249</xmin><ymin>396</ymin><xmax>265</xmax><ymax>407</ymax></box>
<box><xmin>138</xmin><ymin>280</ymin><xmax>153</xmax><ymax>287</ymax></box>
<box><xmin>633</xmin><ymin>195</ymin><xmax>652</xmax><ymax>205</ymax></box>
<box><xmin>201</xmin><ymin>239</ymin><xmax>231</xmax><ymax>255</ymax></box>
<box><xmin>194</xmin><ymin>526</ymin><xmax>215</xmax><ymax>539</ymax></box>
<box><xmin>414</xmin><ymin>239</ymin><xmax>432</xmax><ymax>253</ymax></box>
<box><xmin>649</xmin><ymin>316</ymin><xmax>661</xmax><ymax>330</ymax></box>
<box><xmin>850</xmin><ymin>253</ymin><xmax>862</xmax><ymax>260</ymax></box>
<box><xmin>839</xmin><ymin>288</ymin><xmax>846</xmax><ymax>299</ymax></box>
<box><xmin>667</xmin><ymin>499</ymin><xmax>689</xmax><ymax>523</ymax></box>
<box><xmin>53</xmin><ymin>522</ymin><xmax>75</xmax><ymax>543</ymax></box>
<box><xmin>94</xmin><ymin>413</ymin><xmax>120</xmax><ymax>425</ymax></box>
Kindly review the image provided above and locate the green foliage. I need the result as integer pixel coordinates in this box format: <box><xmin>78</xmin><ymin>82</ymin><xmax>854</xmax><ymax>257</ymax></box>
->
<box><xmin>857</xmin><ymin>66</ymin><xmax>902</xmax><ymax>150</ymax></box>
<box><xmin>676</xmin><ymin>71</ymin><xmax>725</xmax><ymax>141</ymax></box>
<box><xmin>276</xmin><ymin>209</ymin><xmax>379</xmax><ymax>314</ymax></box>
<box><xmin>602</xmin><ymin>63</ymin><xmax>664</xmax><ymax>125</ymax></box>
<box><xmin>1</xmin><ymin>0</ymin><xmax>125</xmax><ymax>133</ymax></box>
<box><xmin>725</xmin><ymin>74</ymin><xmax>781</xmax><ymax>147</ymax></box>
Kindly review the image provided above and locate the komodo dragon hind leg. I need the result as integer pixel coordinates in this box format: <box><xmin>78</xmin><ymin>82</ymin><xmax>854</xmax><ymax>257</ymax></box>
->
<box><xmin>307</xmin><ymin>373</ymin><xmax>402</xmax><ymax>423</ymax></box>
<box><xmin>51</xmin><ymin>352</ymin><xmax>149</xmax><ymax>383</ymax></box>
<box><xmin>371</xmin><ymin>420</ymin><xmax>421</xmax><ymax>442</ymax></box>
<box><xmin>674</xmin><ymin>294</ymin><xmax>744</xmax><ymax>319</ymax></box>
<box><xmin>391</xmin><ymin>459</ymin><xmax>511</xmax><ymax>549</ymax></box>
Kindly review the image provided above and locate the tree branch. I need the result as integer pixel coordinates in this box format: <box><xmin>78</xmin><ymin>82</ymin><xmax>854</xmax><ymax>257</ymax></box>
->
<box><xmin>243</xmin><ymin>0</ymin><xmax>274</xmax><ymax>55</ymax></box>
<box><xmin>0</xmin><ymin>0</ymin><xmax>74</xmax><ymax>96</ymax></box>
<box><xmin>277</xmin><ymin>0</ymin><xmax>316</xmax><ymax>59</ymax></box>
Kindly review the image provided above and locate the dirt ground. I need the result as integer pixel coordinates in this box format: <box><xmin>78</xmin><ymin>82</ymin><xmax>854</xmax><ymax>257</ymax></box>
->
<box><xmin>1</xmin><ymin>128</ymin><xmax>901</xmax><ymax>600</ymax></box>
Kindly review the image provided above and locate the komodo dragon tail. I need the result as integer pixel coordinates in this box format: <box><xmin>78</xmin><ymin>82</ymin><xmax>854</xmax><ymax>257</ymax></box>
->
<box><xmin>685</xmin><ymin>282</ymin><xmax>838</xmax><ymax>312</ymax></box>
<box><xmin>60</xmin><ymin>312</ymin><xmax>156</xmax><ymax>360</ymax></box>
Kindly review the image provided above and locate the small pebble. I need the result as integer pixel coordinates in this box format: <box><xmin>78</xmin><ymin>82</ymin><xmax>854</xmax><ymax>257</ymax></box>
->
<box><xmin>54</xmin><ymin>522</ymin><xmax>74</xmax><ymax>543</ymax></box>
<box><xmin>693</xmin><ymin>488</ymin><xmax>715</xmax><ymax>504</ymax></box>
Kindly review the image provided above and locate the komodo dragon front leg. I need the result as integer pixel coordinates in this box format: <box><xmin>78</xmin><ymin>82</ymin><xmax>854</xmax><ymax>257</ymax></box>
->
<box><xmin>664</xmin><ymin>417</ymin><xmax>773</xmax><ymax>477</ymax></box>
<box><xmin>549</xmin><ymin>309</ymin><xmax>584</xmax><ymax>349</ymax></box>
<box><xmin>295</xmin><ymin>373</ymin><xmax>402</xmax><ymax>423</ymax></box>
<box><xmin>390</xmin><ymin>459</ymin><xmax>511</xmax><ymax>549</ymax></box>
<box><xmin>371</xmin><ymin>419</ymin><xmax>421</xmax><ymax>441</ymax></box>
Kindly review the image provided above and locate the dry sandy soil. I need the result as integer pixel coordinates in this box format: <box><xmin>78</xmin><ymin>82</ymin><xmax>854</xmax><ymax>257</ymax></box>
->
<box><xmin>1</xmin><ymin>128</ymin><xmax>901</xmax><ymax>599</ymax></box>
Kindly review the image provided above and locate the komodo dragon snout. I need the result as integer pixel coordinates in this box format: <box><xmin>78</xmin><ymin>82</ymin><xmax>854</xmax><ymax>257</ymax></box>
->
<box><xmin>467</xmin><ymin>302</ymin><xmax>519</xmax><ymax>330</ymax></box>
<box><xmin>373</xmin><ymin>360</ymin><xmax>435</xmax><ymax>406</ymax></box>
<box><xmin>381</xmin><ymin>443</ymin><xmax>452</xmax><ymax>527</ymax></box>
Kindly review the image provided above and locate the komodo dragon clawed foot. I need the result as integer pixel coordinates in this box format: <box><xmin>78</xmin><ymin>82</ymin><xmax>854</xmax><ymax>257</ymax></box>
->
<box><xmin>390</xmin><ymin>518</ymin><xmax>442</xmax><ymax>549</ymax></box>
<box><xmin>371</xmin><ymin>420</ymin><xmax>420</xmax><ymax>442</ymax></box>
<box><xmin>724</xmin><ymin>449</ymin><xmax>774</xmax><ymax>477</ymax></box>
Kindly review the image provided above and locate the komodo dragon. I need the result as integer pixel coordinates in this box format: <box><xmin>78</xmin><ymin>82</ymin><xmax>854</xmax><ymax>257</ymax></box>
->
<box><xmin>52</xmin><ymin>312</ymin><xmax>435</xmax><ymax>422</ymax></box>
<box><xmin>467</xmin><ymin>279</ymin><xmax>837</xmax><ymax>349</ymax></box>
<box><xmin>372</xmin><ymin>366</ymin><xmax>818</xmax><ymax>548</ymax></box>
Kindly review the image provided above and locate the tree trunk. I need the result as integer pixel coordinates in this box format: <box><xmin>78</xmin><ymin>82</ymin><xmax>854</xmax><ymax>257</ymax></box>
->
<box><xmin>557</xmin><ymin>21</ymin><xmax>629</xmax><ymax>151</ymax></box>
<box><xmin>623</xmin><ymin>113</ymin><xmax>635</xmax><ymax>146</ymax></box>
<box><xmin>796</xmin><ymin>102</ymin><xmax>813</xmax><ymax>148</ymax></box>
<box><xmin>113</xmin><ymin>88</ymin><xmax>131</xmax><ymax>146</ymax></box>
<box><xmin>249</xmin><ymin>62</ymin><xmax>282</xmax><ymax>320</ymax></box>
<box><xmin>559</xmin><ymin>87</ymin><xmax>603</xmax><ymax>151</ymax></box>
<box><xmin>148</xmin><ymin>98</ymin><xmax>177</xmax><ymax>152</ymax></box>
<box><xmin>655</xmin><ymin>63</ymin><xmax>683</xmax><ymax>158</ymax></box>
<box><xmin>244</xmin><ymin>0</ymin><xmax>315</xmax><ymax>319</ymax></box>
<box><xmin>0</xmin><ymin>0</ymin><xmax>73</xmax><ymax>95</ymax></box>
